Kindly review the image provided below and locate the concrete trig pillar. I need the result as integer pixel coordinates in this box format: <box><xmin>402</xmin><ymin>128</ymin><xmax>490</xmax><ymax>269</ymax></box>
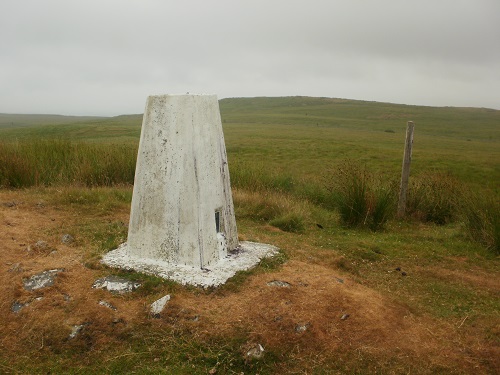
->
<box><xmin>102</xmin><ymin>94</ymin><xmax>277</xmax><ymax>287</ymax></box>
<box><xmin>127</xmin><ymin>94</ymin><xmax>238</xmax><ymax>268</ymax></box>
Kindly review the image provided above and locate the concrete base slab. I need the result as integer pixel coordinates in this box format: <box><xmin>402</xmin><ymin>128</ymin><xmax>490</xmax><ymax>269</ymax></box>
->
<box><xmin>102</xmin><ymin>241</ymin><xmax>279</xmax><ymax>288</ymax></box>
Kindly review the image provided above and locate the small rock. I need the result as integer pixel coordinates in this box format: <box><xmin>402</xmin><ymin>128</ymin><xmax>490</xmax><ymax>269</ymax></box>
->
<box><xmin>68</xmin><ymin>324</ymin><xmax>86</xmax><ymax>339</ymax></box>
<box><xmin>92</xmin><ymin>276</ymin><xmax>141</xmax><ymax>294</ymax></box>
<box><xmin>11</xmin><ymin>301</ymin><xmax>26</xmax><ymax>313</ymax></box>
<box><xmin>23</xmin><ymin>269</ymin><xmax>64</xmax><ymax>291</ymax></box>
<box><xmin>295</xmin><ymin>323</ymin><xmax>310</xmax><ymax>333</ymax></box>
<box><xmin>99</xmin><ymin>300</ymin><xmax>117</xmax><ymax>310</ymax></box>
<box><xmin>341</xmin><ymin>313</ymin><xmax>350</xmax><ymax>320</ymax></box>
<box><xmin>246</xmin><ymin>343</ymin><xmax>264</xmax><ymax>359</ymax></box>
<box><xmin>401</xmin><ymin>272</ymin><xmax>407</xmax><ymax>277</ymax></box>
<box><xmin>2</xmin><ymin>201</ymin><xmax>16</xmax><ymax>207</ymax></box>
<box><xmin>11</xmin><ymin>297</ymin><xmax>43</xmax><ymax>313</ymax></box>
<box><xmin>395</xmin><ymin>267</ymin><xmax>401</xmax><ymax>271</ymax></box>
<box><xmin>335</xmin><ymin>277</ymin><xmax>344</xmax><ymax>284</ymax></box>
<box><xmin>150</xmin><ymin>295</ymin><xmax>171</xmax><ymax>317</ymax></box>
<box><xmin>266</xmin><ymin>280</ymin><xmax>291</xmax><ymax>288</ymax></box>
<box><xmin>34</xmin><ymin>240</ymin><xmax>49</xmax><ymax>250</ymax></box>
<box><xmin>61</xmin><ymin>234</ymin><xmax>74</xmax><ymax>244</ymax></box>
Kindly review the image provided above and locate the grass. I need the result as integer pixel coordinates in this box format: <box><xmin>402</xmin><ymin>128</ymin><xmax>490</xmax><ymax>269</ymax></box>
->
<box><xmin>0</xmin><ymin>139</ymin><xmax>137</xmax><ymax>187</ymax></box>
<box><xmin>0</xmin><ymin>96</ymin><xmax>499</xmax><ymax>373</ymax></box>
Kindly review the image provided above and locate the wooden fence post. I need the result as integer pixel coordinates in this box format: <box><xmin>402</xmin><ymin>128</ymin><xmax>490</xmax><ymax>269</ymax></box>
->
<box><xmin>397</xmin><ymin>121</ymin><xmax>415</xmax><ymax>217</ymax></box>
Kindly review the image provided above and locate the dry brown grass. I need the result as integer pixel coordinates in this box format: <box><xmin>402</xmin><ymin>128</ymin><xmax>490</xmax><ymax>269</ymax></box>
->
<box><xmin>0</xmin><ymin>188</ymin><xmax>498</xmax><ymax>374</ymax></box>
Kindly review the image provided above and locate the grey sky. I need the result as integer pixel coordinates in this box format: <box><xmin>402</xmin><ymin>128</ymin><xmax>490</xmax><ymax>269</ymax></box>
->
<box><xmin>1</xmin><ymin>0</ymin><xmax>499</xmax><ymax>115</ymax></box>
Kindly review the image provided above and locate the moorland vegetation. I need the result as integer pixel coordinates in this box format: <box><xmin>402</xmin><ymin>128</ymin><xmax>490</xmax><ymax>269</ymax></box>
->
<box><xmin>0</xmin><ymin>97</ymin><xmax>498</xmax><ymax>374</ymax></box>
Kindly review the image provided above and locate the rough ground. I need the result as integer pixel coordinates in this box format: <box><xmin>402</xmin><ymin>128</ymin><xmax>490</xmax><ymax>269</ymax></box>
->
<box><xmin>0</xmin><ymin>189</ymin><xmax>498</xmax><ymax>374</ymax></box>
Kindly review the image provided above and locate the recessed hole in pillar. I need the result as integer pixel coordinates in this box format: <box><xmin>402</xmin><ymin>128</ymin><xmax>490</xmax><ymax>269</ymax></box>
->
<box><xmin>215</xmin><ymin>210</ymin><xmax>220</xmax><ymax>233</ymax></box>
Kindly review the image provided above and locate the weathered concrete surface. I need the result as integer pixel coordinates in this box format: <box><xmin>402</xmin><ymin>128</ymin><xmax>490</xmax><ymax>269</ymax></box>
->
<box><xmin>102</xmin><ymin>94</ymin><xmax>278</xmax><ymax>286</ymax></box>
<box><xmin>125</xmin><ymin>94</ymin><xmax>237</xmax><ymax>268</ymax></box>
<box><xmin>102</xmin><ymin>241</ymin><xmax>278</xmax><ymax>287</ymax></box>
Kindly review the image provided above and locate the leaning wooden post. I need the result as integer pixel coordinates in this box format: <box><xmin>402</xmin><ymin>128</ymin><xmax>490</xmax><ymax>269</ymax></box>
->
<box><xmin>397</xmin><ymin>121</ymin><xmax>415</xmax><ymax>217</ymax></box>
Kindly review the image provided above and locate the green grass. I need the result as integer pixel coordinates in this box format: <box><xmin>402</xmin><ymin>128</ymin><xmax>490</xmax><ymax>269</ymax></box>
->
<box><xmin>0</xmin><ymin>139</ymin><xmax>137</xmax><ymax>187</ymax></box>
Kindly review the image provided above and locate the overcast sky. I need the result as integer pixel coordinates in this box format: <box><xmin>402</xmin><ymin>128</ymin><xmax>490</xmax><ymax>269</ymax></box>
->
<box><xmin>1</xmin><ymin>0</ymin><xmax>499</xmax><ymax>116</ymax></box>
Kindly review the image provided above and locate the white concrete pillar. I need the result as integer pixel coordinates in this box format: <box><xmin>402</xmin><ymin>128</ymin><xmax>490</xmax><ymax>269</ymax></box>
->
<box><xmin>126</xmin><ymin>94</ymin><xmax>238</xmax><ymax>268</ymax></box>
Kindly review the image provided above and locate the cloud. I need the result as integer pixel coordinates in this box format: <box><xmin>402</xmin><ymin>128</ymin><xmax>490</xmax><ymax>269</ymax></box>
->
<box><xmin>1</xmin><ymin>0</ymin><xmax>499</xmax><ymax>115</ymax></box>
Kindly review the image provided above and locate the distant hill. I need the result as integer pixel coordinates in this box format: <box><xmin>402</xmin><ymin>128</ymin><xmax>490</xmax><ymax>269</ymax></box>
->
<box><xmin>1</xmin><ymin>97</ymin><xmax>498</xmax><ymax>142</ymax></box>
<box><xmin>0</xmin><ymin>113</ymin><xmax>106</xmax><ymax>129</ymax></box>
<box><xmin>219</xmin><ymin>96</ymin><xmax>500</xmax><ymax>140</ymax></box>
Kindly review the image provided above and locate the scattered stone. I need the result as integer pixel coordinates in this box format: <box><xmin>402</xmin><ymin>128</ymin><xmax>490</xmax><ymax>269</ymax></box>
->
<box><xmin>246</xmin><ymin>343</ymin><xmax>265</xmax><ymax>359</ymax></box>
<box><xmin>68</xmin><ymin>324</ymin><xmax>86</xmax><ymax>339</ymax></box>
<box><xmin>99</xmin><ymin>300</ymin><xmax>117</xmax><ymax>310</ymax></box>
<box><xmin>316</xmin><ymin>223</ymin><xmax>324</xmax><ymax>229</ymax></box>
<box><xmin>11</xmin><ymin>297</ymin><xmax>44</xmax><ymax>313</ymax></box>
<box><xmin>92</xmin><ymin>276</ymin><xmax>141</xmax><ymax>294</ymax></box>
<box><xmin>61</xmin><ymin>234</ymin><xmax>75</xmax><ymax>244</ymax></box>
<box><xmin>2</xmin><ymin>201</ymin><xmax>16</xmax><ymax>207</ymax></box>
<box><xmin>63</xmin><ymin>294</ymin><xmax>71</xmax><ymax>301</ymax></box>
<box><xmin>274</xmin><ymin>316</ymin><xmax>283</xmax><ymax>322</ymax></box>
<box><xmin>11</xmin><ymin>301</ymin><xmax>25</xmax><ymax>313</ymax></box>
<box><xmin>34</xmin><ymin>240</ymin><xmax>49</xmax><ymax>250</ymax></box>
<box><xmin>150</xmin><ymin>295</ymin><xmax>171</xmax><ymax>317</ymax></box>
<box><xmin>395</xmin><ymin>267</ymin><xmax>401</xmax><ymax>271</ymax></box>
<box><xmin>401</xmin><ymin>272</ymin><xmax>407</xmax><ymax>277</ymax></box>
<box><xmin>335</xmin><ymin>277</ymin><xmax>344</xmax><ymax>284</ymax></box>
<box><xmin>295</xmin><ymin>323</ymin><xmax>310</xmax><ymax>333</ymax></box>
<box><xmin>23</xmin><ymin>269</ymin><xmax>64</xmax><ymax>291</ymax></box>
<box><xmin>27</xmin><ymin>241</ymin><xmax>52</xmax><ymax>254</ymax></box>
<box><xmin>266</xmin><ymin>280</ymin><xmax>291</xmax><ymax>288</ymax></box>
<box><xmin>341</xmin><ymin>313</ymin><xmax>350</xmax><ymax>320</ymax></box>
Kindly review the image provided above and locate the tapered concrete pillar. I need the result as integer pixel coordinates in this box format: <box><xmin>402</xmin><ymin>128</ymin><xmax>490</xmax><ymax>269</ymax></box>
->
<box><xmin>102</xmin><ymin>94</ymin><xmax>277</xmax><ymax>287</ymax></box>
<box><xmin>128</xmin><ymin>94</ymin><xmax>237</xmax><ymax>268</ymax></box>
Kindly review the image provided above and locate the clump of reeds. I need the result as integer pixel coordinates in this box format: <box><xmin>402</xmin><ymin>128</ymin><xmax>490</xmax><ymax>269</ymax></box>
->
<box><xmin>326</xmin><ymin>161</ymin><xmax>396</xmax><ymax>231</ymax></box>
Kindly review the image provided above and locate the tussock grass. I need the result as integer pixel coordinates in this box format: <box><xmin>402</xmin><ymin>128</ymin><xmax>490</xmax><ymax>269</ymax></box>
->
<box><xmin>326</xmin><ymin>161</ymin><xmax>396</xmax><ymax>231</ymax></box>
<box><xmin>233</xmin><ymin>188</ymin><xmax>311</xmax><ymax>233</ymax></box>
<box><xmin>461</xmin><ymin>191</ymin><xmax>500</xmax><ymax>254</ymax></box>
<box><xmin>406</xmin><ymin>172</ymin><xmax>462</xmax><ymax>225</ymax></box>
<box><xmin>0</xmin><ymin>139</ymin><xmax>136</xmax><ymax>187</ymax></box>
